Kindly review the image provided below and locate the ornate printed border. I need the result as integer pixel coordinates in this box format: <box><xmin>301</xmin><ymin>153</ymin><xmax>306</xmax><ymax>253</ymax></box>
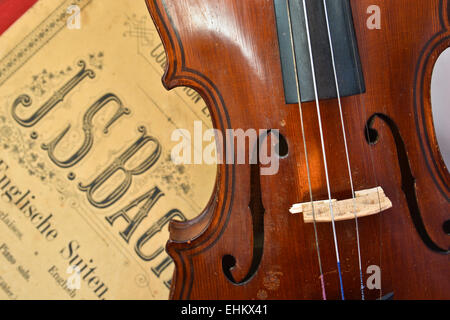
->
<box><xmin>0</xmin><ymin>0</ymin><xmax>92</xmax><ymax>87</ymax></box>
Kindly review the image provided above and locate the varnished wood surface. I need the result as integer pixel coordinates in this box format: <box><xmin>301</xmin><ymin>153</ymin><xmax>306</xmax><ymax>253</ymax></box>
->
<box><xmin>146</xmin><ymin>0</ymin><xmax>450</xmax><ymax>299</ymax></box>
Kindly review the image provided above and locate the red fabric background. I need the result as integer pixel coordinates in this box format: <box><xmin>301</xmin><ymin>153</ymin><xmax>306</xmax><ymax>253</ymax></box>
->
<box><xmin>0</xmin><ymin>0</ymin><xmax>38</xmax><ymax>35</ymax></box>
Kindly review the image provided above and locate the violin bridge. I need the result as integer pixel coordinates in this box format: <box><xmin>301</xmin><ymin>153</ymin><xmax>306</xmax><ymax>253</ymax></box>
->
<box><xmin>289</xmin><ymin>187</ymin><xmax>392</xmax><ymax>223</ymax></box>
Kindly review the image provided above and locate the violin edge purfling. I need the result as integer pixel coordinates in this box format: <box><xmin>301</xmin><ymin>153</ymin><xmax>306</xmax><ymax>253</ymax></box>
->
<box><xmin>146</xmin><ymin>0</ymin><xmax>450</xmax><ymax>300</ymax></box>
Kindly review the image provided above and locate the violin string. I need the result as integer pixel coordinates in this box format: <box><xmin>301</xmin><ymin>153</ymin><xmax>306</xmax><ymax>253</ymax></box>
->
<box><xmin>341</xmin><ymin>1</ymin><xmax>385</xmax><ymax>299</ymax></box>
<box><xmin>351</xmin><ymin>64</ymin><xmax>384</xmax><ymax>300</ymax></box>
<box><xmin>301</xmin><ymin>0</ymin><xmax>345</xmax><ymax>300</ymax></box>
<box><xmin>321</xmin><ymin>0</ymin><xmax>365</xmax><ymax>300</ymax></box>
<box><xmin>286</xmin><ymin>0</ymin><xmax>327</xmax><ymax>300</ymax></box>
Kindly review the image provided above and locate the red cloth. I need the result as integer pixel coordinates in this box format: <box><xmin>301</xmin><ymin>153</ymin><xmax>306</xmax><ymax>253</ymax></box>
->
<box><xmin>0</xmin><ymin>0</ymin><xmax>37</xmax><ymax>35</ymax></box>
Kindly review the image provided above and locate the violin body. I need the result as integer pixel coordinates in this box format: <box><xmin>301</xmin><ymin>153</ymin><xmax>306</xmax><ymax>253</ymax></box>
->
<box><xmin>146</xmin><ymin>0</ymin><xmax>450</xmax><ymax>299</ymax></box>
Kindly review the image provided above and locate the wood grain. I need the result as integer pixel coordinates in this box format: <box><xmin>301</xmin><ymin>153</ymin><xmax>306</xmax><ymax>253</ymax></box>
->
<box><xmin>146</xmin><ymin>0</ymin><xmax>450</xmax><ymax>299</ymax></box>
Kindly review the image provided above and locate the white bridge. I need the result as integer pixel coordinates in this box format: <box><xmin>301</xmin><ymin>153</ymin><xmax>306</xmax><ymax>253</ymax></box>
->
<box><xmin>289</xmin><ymin>187</ymin><xmax>392</xmax><ymax>223</ymax></box>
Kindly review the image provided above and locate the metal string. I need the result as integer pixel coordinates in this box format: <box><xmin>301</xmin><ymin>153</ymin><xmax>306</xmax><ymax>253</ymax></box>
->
<box><xmin>340</xmin><ymin>1</ymin><xmax>385</xmax><ymax>299</ymax></box>
<box><xmin>286</xmin><ymin>0</ymin><xmax>386</xmax><ymax>300</ymax></box>
<box><xmin>286</xmin><ymin>0</ymin><xmax>327</xmax><ymax>300</ymax></box>
<box><xmin>301</xmin><ymin>0</ymin><xmax>345</xmax><ymax>300</ymax></box>
<box><xmin>321</xmin><ymin>0</ymin><xmax>365</xmax><ymax>300</ymax></box>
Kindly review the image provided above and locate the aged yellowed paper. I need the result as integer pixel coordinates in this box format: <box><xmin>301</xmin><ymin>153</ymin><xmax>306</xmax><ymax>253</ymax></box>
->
<box><xmin>0</xmin><ymin>0</ymin><xmax>215</xmax><ymax>300</ymax></box>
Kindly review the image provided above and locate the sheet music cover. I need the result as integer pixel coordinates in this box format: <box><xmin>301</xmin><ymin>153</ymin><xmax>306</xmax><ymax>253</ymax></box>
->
<box><xmin>0</xmin><ymin>0</ymin><xmax>216</xmax><ymax>300</ymax></box>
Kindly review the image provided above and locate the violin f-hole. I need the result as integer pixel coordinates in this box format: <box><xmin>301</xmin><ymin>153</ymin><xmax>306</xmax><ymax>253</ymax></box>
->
<box><xmin>222</xmin><ymin>131</ymin><xmax>271</xmax><ymax>284</ymax></box>
<box><xmin>365</xmin><ymin>113</ymin><xmax>449</xmax><ymax>254</ymax></box>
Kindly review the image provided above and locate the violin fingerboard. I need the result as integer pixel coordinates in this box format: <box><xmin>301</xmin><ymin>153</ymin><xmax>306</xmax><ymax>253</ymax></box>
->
<box><xmin>274</xmin><ymin>0</ymin><xmax>366</xmax><ymax>103</ymax></box>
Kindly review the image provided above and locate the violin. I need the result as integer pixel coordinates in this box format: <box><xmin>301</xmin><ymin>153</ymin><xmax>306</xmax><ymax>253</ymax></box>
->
<box><xmin>146</xmin><ymin>0</ymin><xmax>450</xmax><ymax>299</ymax></box>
